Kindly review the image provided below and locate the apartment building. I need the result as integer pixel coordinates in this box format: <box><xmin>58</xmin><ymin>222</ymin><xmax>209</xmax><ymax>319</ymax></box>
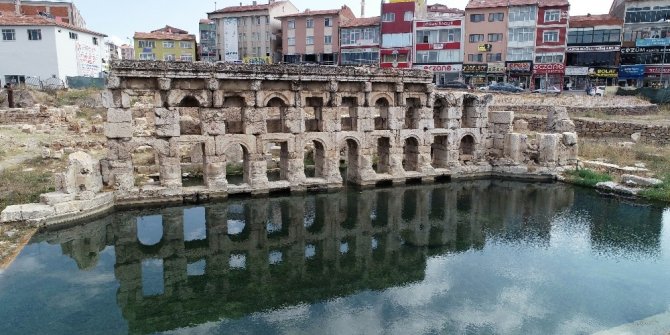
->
<box><xmin>279</xmin><ymin>6</ymin><xmax>355</xmax><ymax>64</ymax></box>
<box><xmin>464</xmin><ymin>0</ymin><xmax>509</xmax><ymax>86</ymax></box>
<box><xmin>209</xmin><ymin>0</ymin><xmax>298</xmax><ymax>63</ymax></box>
<box><xmin>340</xmin><ymin>17</ymin><xmax>381</xmax><ymax>66</ymax></box>
<box><xmin>565</xmin><ymin>14</ymin><xmax>622</xmax><ymax>89</ymax></box>
<box><xmin>0</xmin><ymin>0</ymin><xmax>86</xmax><ymax>28</ymax></box>
<box><xmin>413</xmin><ymin>16</ymin><xmax>464</xmax><ymax>84</ymax></box>
<box><xmin>379</xmin><ymin>0</ymin><xmax>425</xmax><ymax>69</ymax></box>
<box><xmin>120</xmin><ymin>44</ymin><xmax>134</xmax><ymax>60</ymax></box>
<box><xmin>532</xmin><ymin>0</ymin><xmax>569</xmax><ymax>90</ymax></box>
<box><xmin>134</xmin><ymin>26</ymin><xmax>196</xmax><ymax>62</ymax></box>
<box><xmin>506</xmin><ymin>0</ymin><xmax>538</xmax><ymax>88</ymax></box>
<box><xmin>612</xmin><ymin>0</ymin><xmax>670</xmax><ymax>88</ymax></box>
<box><xmin>199</xmin><ymin>19</ymin><xmax>217</xmax><ymax>63</ymax></box>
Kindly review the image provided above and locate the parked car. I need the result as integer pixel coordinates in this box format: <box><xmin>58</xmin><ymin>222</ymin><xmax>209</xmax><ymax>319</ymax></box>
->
<box><xmin>532</xmin><ymin>86</ymin><xmax>561</xmax><ymax>94</ymax></box>
<box><xmin>487</xmin><ymin>82</ymin><xmax>524</xmax><ymax>93</ymax></box>
<box><xmin>588</xmin><ymin>86</ymin><xmax>606</xmax><ymax>96</ymax></box>
<box><xmin>438</xmin><ymin>81</ymin><xmax>471</xmax><ymax>90</ymax></box>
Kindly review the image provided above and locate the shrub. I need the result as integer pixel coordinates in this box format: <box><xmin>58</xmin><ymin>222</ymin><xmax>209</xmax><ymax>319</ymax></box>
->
<box><xmin>640</xmin><ymin>175</ymin><xmax>670</xmax><ymax>202</ymax></box>
<box><xmin>565</xmin><ymin>168</ymin><xmax>613</xmax><ymax>187</ymax></box>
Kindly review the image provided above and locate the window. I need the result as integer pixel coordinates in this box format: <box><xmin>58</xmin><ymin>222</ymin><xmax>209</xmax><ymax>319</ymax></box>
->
<box><xmin>256</xmin><ymin>16</ymin><xmax>261</xmax><ymax>25</ymax></box>
<box><xmin>164</xmin><ymin>54</ymin><xmax>175</xmax><ymax>61</ymax></box>
<box><xmin>469</xmin><ymin>34</ymin><xmax>484</xmax><ymax>43</ymax></box>
<box><xmin>535</xmin><ymin>53</ymin><xmax>563</xmax><ymax>63</ymax></box>
<box><xmin>509</xmin><ymin>6</ymin><xmax>537</xmax><ymax>22</ymax></box>
<box><xmin>2</xmin><ymin>29</ymin><xmax>16</xmax><ymax>41</ymax></box>
<box><xmin>506</xmin><ymin>47</ymin><xmax>534</xmax><ymax>61</ymax></box>
<box><xmin>288</xmin><ymin>37</ymin><xmax>296</xmax><ymax>46</ymax></box>
<box><xmin>382</xmin><ymin>12</ymin><xmax>395</xmax><ymax>22</ymax></box>
<box><xmin>543</xmin><ymin>30</ymin><xmax>559</xmax><ymax>43</ymax></box>
<box><xmin>266</xmin><ymin>16</ymin><xmax>270</xmax><ymax>24</ymax></box>
<box><xmin>489</xmin><ymin>13</ymin><xmax>504</xmax><ymax>22</ymax></box>
<box><xmin>266</xmin><ymin>32</ymin><xmax>271</xmax><ymax>40</ymax></box>
<box><xmin>181</xmin><ymin>54</ymin><xmax>193</xmax><ymax>62</ymax></box>
<box><xmin>163</xmin><ymin>41</ymin><xmax>175</xmax><ymax>48</ymax></box>
<box><xmin>28</xmin><ymin>29</ymin><xmax>42</xmax><ymax>41</ymax></box>
<box><xmin>342</xmin><ymin>27</ymin><xmax>380</xmax><ymax>45</ymax></box>
<box><xmin>416</xmin><ymin>50</ymin><xmax>462</xmax><ymax>63</ymax></box>
<box><xmin>568</xmin><ymin>28</ymin><xmax>621</xmax><ymax>44</ymax></box>
<box><xmin>324</xmin><ymin>35</ymin><xmax>332</xmax><ymax>45</ymax></box>
<box><xmin>625</xmin><ymin>7</ymin><xmax>670</xmax><ymax>24</ymax></box>
<box><xmin>488</xmin><ymin>33</ymin><xmax>503</xmax><ymax>42</ymax></box>
<box><xmin>544</xmin><ymin>10</ymin><xmax>560</xmax><ymax>22</ymax></box>
<box><xmin>180</xmin><ymin>41</ymin><xmax>192</xmax><ymax>49</ymax></box>
<box><xmin>138</xmin><ymin>40</ymin><xmax>155</xmax><ymax>48</ymax></box>
<box><xmin>381</xmin><ymin>33</ymin><xmax>412</xmax><ymax>48</ymax></box>
<box><xmin>509</xmin><ymin>27</ymin><xmax>534</xmax><ymax>42</ymax></box>
<box><xmin>288</xmin><ymin>20</ymin><xmax>295</xmax><ymax>29</ymax></box>
<box><xmin>341</xmin><ymin>50</ymin><xmax>379</xmax><ymax>65</ymax></box>
<box><xmin>404</xmin><ymin>11</ymin><xmax>414</xmax><ymax>21</ymax></box>
<box><xmin>139</xmin><ymin>53</ymin><xmax>156</xmax><ymax>60</ymax></box>
<box><xmin>306</xmin><ymin>36</ymin><xmax>314</xmax><ymax>45</ymax></box>
<box><xmin>92</xmin><ymin>37</ymin><xmax>98</xmax><ymax>45</ymax></box>
<box><xmin>468</xmin><ymin>54</ymin><xmax>484</xmax><ymax>62</ymax></box>
<box><xmin>306</xmin><ymin>18</ymin><xmax>314</xmax><ymax>28</ymax></box>
<box><xmin>470</xmin><ymin>14</ymin><xmax>485</xmax><ymax>22</ymax></box>
<box><xmin>69</xmin><ymin>32</ymin><xmax>78</xmax><ymax>40</ymax></box>
<box><xmin>382</xmin><ymin>53</ymin><xmax>408</xmax><ymax>63</ymax></box>
<box><xmin>325</xmin><ymin>17</ymin><xmax>332</xmax><ymax>27</ymax></box>
<box><xmin>486</xmin><ymin>53</ymin><xmax>502</xmax><ymax>62</ymax></box>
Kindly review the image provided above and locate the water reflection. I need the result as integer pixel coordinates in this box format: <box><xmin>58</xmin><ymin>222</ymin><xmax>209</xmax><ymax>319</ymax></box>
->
<box><xmin>31</xmin><ymin>180</ymin><xmax>667</xmax><ymax>334</ymax></box>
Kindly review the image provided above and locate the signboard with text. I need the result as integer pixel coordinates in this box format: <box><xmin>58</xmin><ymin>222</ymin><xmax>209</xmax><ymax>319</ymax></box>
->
<box><xmin>413</xmin><ymin>64</ymin><xmax>462</xmax><ymax>73</ymax></box>
<box><xmin>589</xmin><ymin>68</ymin><xmax>618</xmax><ymax>78</ymax></box>
<box><xmin>463</xmin><ymin>64</ymin><xmax>488</xmax><ymax>74</ymax></box>
<box><xmin>565</xmin><ymin>66</ymin><xmax>589</xmax><ymax>76</ymax></box>
<box><xmin>506</xmin><ymin>61</ymin><xmax>532</xmax><ymax>74</ymax></box>
<box><xmin>533</xmin><ymin>63</ymin><xmax>565</xmax><ymax>74</ymax></box>
<box><xmin>566</xmin><ymin>45</ymin><xmax>620</xmax><ymax>53</ymax></box>
<box><xmin>636</xmin><ymin>38</ymin><xmax>670</xmax><ymax>47</ymax></box>
<box><xmin>645</xmin><ymin>66</ymin><xmax>670</xmax><ymax>74</ymax></box>
<box><xmin>478</xmin><ymin>44</ymin><xmax>492</xmax><ymax>52</ymax></box>
<box><xmin>619</xmin><ymin>65</ymin><xmax>645</xmax><ymax>79</ymax></box>
<box><xmin>487</xmin><ymin>62</ymin><xmax>506</xmax><ymax>74</ymax></box>
<box><xmin>416</xmin><ymin>20</ymin><xmax>461</xmax><ymax>28</ymax></box>
<box><xmin>223</xmin><ymin>18</ymin><xmax>239</xmax><ymax>62</ymax></box>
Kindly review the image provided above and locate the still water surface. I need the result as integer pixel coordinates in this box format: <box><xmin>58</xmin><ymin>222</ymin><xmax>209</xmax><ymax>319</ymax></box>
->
<box><xmin>0</xmin><ymin>180</ymin><xmax>669</xmax><ymax>334</ymax></box>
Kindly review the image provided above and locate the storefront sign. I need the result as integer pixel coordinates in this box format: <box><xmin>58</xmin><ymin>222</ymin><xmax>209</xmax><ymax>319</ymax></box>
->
<box><xmin>618</xmin><ymin>65</ymin><xmax>645</xmax><ymax>79</ymax></box>
<box><xmin>645</xmin><ymin>66</ymin><xmax>670</xmax><ymax>74</ymax></box>
<box><xmin>413</xmin><ymin>64</ymin><xmax>462</xmax><ymax>73</ymax></box>
<box><xmin>636</xmin><ymin>38</ymin><xmax>670</xmax><ymax>47</ymax></box>
<box><xmin>416</xmin><ymin>20</ymin><xmax>461</xmax><ymax>28</ymax></box>
<box><xmin>478</xmin><ymin>44</ymin><xmax>492</xmax><ymax>52</ymax></box>
<box><xmin>487</xmin><ymin>62</ymin><xmax>506</xmax><ymax>73</ymax></box>
<box><xmin>463</xmin><ymin>64</ymin><xmax>488</xmax><ymax>74</ymax></box>
<box><xmin>506</xmin><ymin>61</ymin><xmax>532</xmax><ymax>74</ymax></box>
<box><xmin>621</xmin><ymin>47</ymin><xmax>665</xmax><ymax>54</ymax></box>
<box><xmin>589</xmin><ymin>68</ymin><xmax>618</xmax><ymax>78</ymax></box>
<box><xmin>566</xmin><ymin>45</ymin><xmax>620</xmax><ymax>53</ymax></box>
<box><xmin>533</xmin><ymin>63</ymin><xmax>565</xmax><ymax>74</ymax></box>
<box><xmin>565</xmin><ymin>66</ymin><xmax>589</xmax><ymax>76</ymax></box>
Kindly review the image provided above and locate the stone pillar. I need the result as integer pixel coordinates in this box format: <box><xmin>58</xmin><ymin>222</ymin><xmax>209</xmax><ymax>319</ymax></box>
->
<box><xmin>504</xmin><ymin>133</ymin><xmax>527</xmax><ymax>163</ymax></box>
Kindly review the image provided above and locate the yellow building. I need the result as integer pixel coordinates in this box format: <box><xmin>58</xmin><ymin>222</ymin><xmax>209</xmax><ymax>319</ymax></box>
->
<box><xmin>134</xmin><ymin>26</ymin><xmax>196</xmax><ymax>61</ymax></box>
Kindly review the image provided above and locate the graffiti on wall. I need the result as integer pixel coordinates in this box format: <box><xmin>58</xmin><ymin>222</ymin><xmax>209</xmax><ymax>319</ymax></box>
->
<box><xmin>76</xmin><ymin>42</ymin><xmax>101</xmax><ymax>77</ymax></box>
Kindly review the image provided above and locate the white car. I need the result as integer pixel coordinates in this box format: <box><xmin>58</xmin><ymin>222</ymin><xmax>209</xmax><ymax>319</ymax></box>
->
<box><xmin>532</xmin><ymin>86</ymin><xmax>561</xmax><ymax>94</ymax></box>
<box><xmin>588</xmin><ymin>86</ymin><xmax>606</xmax><ymax>96</ymax></box>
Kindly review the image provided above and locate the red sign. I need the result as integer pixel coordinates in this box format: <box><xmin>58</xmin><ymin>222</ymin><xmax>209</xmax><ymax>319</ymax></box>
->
<box><xmin>415</xmin><ymin>42</ymin><xmax>460</xmax><ymax>51</ymax></box>
<box><xmin>506</xmin><ymin>61</ymin><xmax>532</xmax><ymax>73</ymax></box>
<box><xmin>645</xmin><ymin>66</ymin><xmax>670</xmax><ymax>74</ymax></box>
<box><xmin>533</xmin><ymin>63</ymin><xmax>565</xmax><ymax>74</ymax></box>
<box><xmin>416</xmin><ymin>20</ymin><xmax>462</xmax><ymax>28</ymax></box>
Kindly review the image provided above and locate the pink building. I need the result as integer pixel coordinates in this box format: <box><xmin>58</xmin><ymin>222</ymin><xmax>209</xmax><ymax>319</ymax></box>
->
<box><xmin>464</xmin><ymin>0</ymin><xmax>509</xmax><ymax>86</ymax></box>
<box><xmin>278</xmin><ymin>6</ymin><xmax>356</xmax><ymax>64</ymax></box>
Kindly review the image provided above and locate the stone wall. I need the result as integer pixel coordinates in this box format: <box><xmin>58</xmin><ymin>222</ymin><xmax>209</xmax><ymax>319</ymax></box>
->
<box><xmin>0</xmin><ymin>105</ymin><xmax>77</xmax><ymax>125</ymax></box>
<box><xmin>491</xmin><ymin>105</ymin><xmax>660</xmax><ymax>116</ymax></box>
<box><xmin>518</xmin><ymin>115</ymin><xmax>670</xmax><ymax>145</ymax></box>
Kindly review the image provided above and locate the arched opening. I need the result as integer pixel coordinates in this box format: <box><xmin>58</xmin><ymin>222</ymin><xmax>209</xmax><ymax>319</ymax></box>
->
<box><xmin>266</xmin><ymin>96</ymin><xmax>289</xmax><ymax>133</ymax></box>
<box><xmin>179</xmin><ymin>142</ymin><xmax>206</xmax><ymax>186</ymax></box>
<box><xmin>179</xmin><ymin>96</ymin><xmax>200</xmax><ymax>107</ymax></box>
<box><xmin>375</xmin><ymin>137</ymin><xmax>391</xmax><ymax>174</ymax></box>
<box><xmin>137</xmin><ymin>214</ymin><xmax>163</xmax><ymax>246</ymax></box>
<box><xmin>403</xmin><ymin>137</ymin><xmax>420</xmax><ymax>172</ymax></box>
<box><xmin>223</xmin><ymin>96</ymin><xmax>245</xmax><ymax>134</ymax></box>
<box><xmin>304</xmin><ymin>140</ymin><xmax>326</xmax><ymax>179</ymax></box>
<box><xmin>340</xmin><ymin>138</ymin><xmax>360</xmax><ymax>184</ymax></box>
<box><xmin>431</xmin><ymin>135</ymin><xmax>449</xmax><ymax>169</ymax></box>
<box><xmin>132</xmin><ymin>145</ymin><xmax>161</xmax><ymax>188</ymax></box>
<box><xmin>305</xmin><ymin>97</ymin><xmax>324</xmax><ymax>132</ymax></box>
<box><xmin>374</xmin><ymin>97</ymin><xmax>390</xmax><ymax>130</ymax></box>
<box><xmin>340</xmin><ymin>97</ymin><xmax>358</xmax><ymax>131</ymax></box>
<box><xmin>463</xmin><ymin>96</ymin><xmax>477</xmax><ymax>128</ymax></box>
<box><xmin>265</xmin><ymin>141</ymin><xmax>289</xmax><ymax>182</ymax></box>
<box><xmin>183</xmin><ymin>207</ymin><xmax>206</xmax><ymax>243</ymax></box>
<box><xmin>433</xmin><ymin>98</ymin><xmax>447</xmax><ymax>129</ymax></box>
<box><xmin>225</xmin><ymin>144</ymin><xmax>250</xmax><ymax>186</ymax></box>
<box><xmin>404</xmin><ymin>98</ymin><xmax>422</xmax><ymax>129</ymax></box>
<box><xmin>460</xmin><ymin>135</ymin><xmax>476</xmax><ymax>164</ymax></box>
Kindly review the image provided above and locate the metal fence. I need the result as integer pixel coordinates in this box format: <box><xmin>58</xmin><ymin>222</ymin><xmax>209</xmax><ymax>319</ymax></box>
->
<box><xmin>617</xmin><ymin>87</ymin><xmax>670</xmax><ymax>104</ymax></box>
<box><xmin>66</xmin><ymin>76</ymin><xmax>106</xmax><ymax>89</ymax></box>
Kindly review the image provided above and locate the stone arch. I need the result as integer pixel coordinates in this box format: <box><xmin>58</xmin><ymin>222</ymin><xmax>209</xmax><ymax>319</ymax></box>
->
<box><xmin>433</xmin><ymin>97</ymin><xmax>448</xmax><ymax>129</ymax></box>
<box><xmin>371</xmin><ymin>93</ymin><xmax>395</xmax><ymax>108</ymax></box>
<box><xmin>462</xmin><ymin>95</ymin><xmax>478</xmax><ymax>128</ymax></box>
<box><xmin>340</xmin><ymin>137</ymin><xmax>361</xmax><ymax>183</ymax></box>
<box><xmin>431</xmin><ymin>134</ymin><xmax>449</xmax><ymax>169</ymax></box>
<box><xmin>179</xmin><ymin>95</ymin><xmax>201</xmax><ymax>107</ymax></box>
<box><xmin>404</xmin><ymin>97</ymin><xmax>422</xmax><ymax>129</ymax></box>
<box><xmin>222</xmin><ymin>141</ymin><xmax>254</xmax><ymax>185</ymax></box>
<box><xmin>402</xmin><ymin>136</ymin><xmax>421</xmax><ymax>172</ymax></box>
<box><xmin>265</xmin><ymin>94</ymin><xmax>291</xmax><ymax>133</ymax></box>
<box><xmin>263</xmin><ymin>92</ymin><xmax>291</xmax><ymax>107</ymax></box>
<box><xmin>375</xmin><ymin>136</ymin><xmax>392</xmax><ymax>174</ymax></box>
<box><xmin>223</xmin><ymin>95</ymin><xmax>246</xmax><ymax>107</ymax></box>
<box><xmin>459</xmin><ymin>134</ymin><xmax>476</xmax><ymax>163</ymax></box>
<box><xmin>304</xmin><ymin>138</ymin><xmax>328</xmax><ymax>178</ymax></box>
<box><xmin>374</xmin><ymin>96</ymin><xmax>391</xmax><ymax>130</ymax></box>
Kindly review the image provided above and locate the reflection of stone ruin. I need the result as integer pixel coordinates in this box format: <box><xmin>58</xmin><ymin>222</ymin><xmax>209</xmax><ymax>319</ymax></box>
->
<box><xmin>34</xmin><ymin>181</ymin><xmax>575</xmax><ymax>334</ymax></box>
<box><xmin>1</xmin><ymin>61</ymin><xmax>578</xmax><ymax>224</ymax></box>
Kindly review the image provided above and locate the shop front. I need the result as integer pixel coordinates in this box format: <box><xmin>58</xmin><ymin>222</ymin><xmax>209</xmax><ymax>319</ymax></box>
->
<box><xmin>618</xmin><ymin>65</ymin><xmax>645</xmax><ymax>87</ymax></box>
<box><xmin>644</xmin><ymin>66</ymin><xmax>670</xmax><ymax>88</ymax></box>
<box><xmin>413</xmin><ymin>64</ymin><xmax>463</xmax><ymax>86</ymax></box>
<box><xmin>565</xmin><ymin>66</ymin><xmax>588</xmax><ymax>91</ymax></box>
<box><xmin>588</xmin><ymin>67</ymin><xmax>619</xmax><ymax>86</ymax></box>
<box><xmin>506</xmin><ymin>61</ymin><xmax>533</xmax><ymax>89</ymax></box>
<box><xmin>463</xmin><ymin>64</ymin><xmax>488</xmax><ymax>88</ymax></box>
<box><xmin>532</xmin><ymin>63</ymin><xmax>565</xmax><ymax>91</ymax></box>
<box><xmin>487</xmin><ymin>62</ymin><xmax>506</xmax><ymax>85</ymax></box>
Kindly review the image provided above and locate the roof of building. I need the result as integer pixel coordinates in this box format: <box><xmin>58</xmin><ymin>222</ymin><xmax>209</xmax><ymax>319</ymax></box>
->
<box><xmin>428</xmin><ymin>4</ymin><xmax>465</xmax><ymax>14</ymax></box>
<box><xmin>569</xmin><ymin>14</ymin><xmax>623</xmax><ymax>28</ymax></box>
<box><xmin>466</xmin><ymin>0</ymin><xmax>568</xmax><ymax>9</ymax></box>
<box><xmin>276</xmin><ymin>5</ymin><xmax>355</xmax><ymax>19</ymax></box>
<box><xmin>340</xmin><ymin>16</ymin><xmax>380</xmax><ymax>28</ymax></box>
<box><xmin>151</xmin><ymin>25</ymin><xmax>189</xmax><ymax>34</ymax></box>
<box><xmin>537</xmin><ymin>0</ymin><xmax>569</xmax><ymax>7</ymax></box>
<box><xmin>466</xmin><ymin>0</ymin><xmax>510</xmax><ymax>9</ymax></box>
<box><xmin>508</xmin><ymin>0</ymin><xmax>539</xmax><ymax>5</ymax></box>
<box><xmin>133</xmin><ymin>31</ymin><xmax>196</xmax><ymax>41</ymax></box>
<box><xmin>199</xmin><ymin>18</ymin><xmax>214</xmax><ymax>24</ymax></box>
<box><xmin>209</xmin><ymin>0</ymin><xmax>287</xmax><ymax>14</ymax></box>
<box><xmin>0</xmin><ymin>14</ymin><xmax>106</xmax><ymax>36</ymax></box>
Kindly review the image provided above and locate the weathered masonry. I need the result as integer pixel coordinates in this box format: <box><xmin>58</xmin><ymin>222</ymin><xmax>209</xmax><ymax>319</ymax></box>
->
<box><xmin>1</xmin><ymin>61</ymin><xmax>578</xmax><ymax>224</ymax></box>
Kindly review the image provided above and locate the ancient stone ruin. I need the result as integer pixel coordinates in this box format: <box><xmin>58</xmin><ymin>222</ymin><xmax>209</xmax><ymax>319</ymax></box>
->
<box><xmin>1</xmin><ymin>60</ymin><xmax>578</xmax><ymax>225</ymax></box>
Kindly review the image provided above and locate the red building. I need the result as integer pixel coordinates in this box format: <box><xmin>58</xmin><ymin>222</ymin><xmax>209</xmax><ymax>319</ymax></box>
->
<box><xmin>532</xmin><ymin>0</ymin><xmax>570</xmax><ymax>90</ymax></box>
<box><xmin>413</xmin><ymin>17</ymin><xmax>464</xmax><ymax>85</ymax></box>
<box><xmin>380</xmin><ymin>1</ymin><xmax>421</xmax><ymax>68</ymax></box>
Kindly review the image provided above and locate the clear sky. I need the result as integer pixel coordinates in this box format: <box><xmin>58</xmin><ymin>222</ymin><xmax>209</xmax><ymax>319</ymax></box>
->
<box><xmin>70</xmin><ymin>0</ymin><xmax>613</xmax><ymax>45</ymax></box>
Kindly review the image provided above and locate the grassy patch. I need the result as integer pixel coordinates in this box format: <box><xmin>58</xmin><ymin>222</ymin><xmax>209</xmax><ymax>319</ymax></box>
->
<box><xmin>640</xmin><ymin>175</ymin><xmax>670</xmax><ymax>202</ymax></box>
<box><xmin>565</xmin><ymin>168</ymin><xmax>613</xmax><ymax>187</ymax></box>
<box><xmin>578</xmin><ymin>138</ymin><xmax>670</xmax><ymax>177</ymax></box>
<box><xmin>0</xmin><ymin>157</ymin><xmax>63</xmax><ymax>211</ymax></box>
<box><xmin>55</xmin><ymin>88</ymin><xmax>100</xmax><ymax>107</ymax></box>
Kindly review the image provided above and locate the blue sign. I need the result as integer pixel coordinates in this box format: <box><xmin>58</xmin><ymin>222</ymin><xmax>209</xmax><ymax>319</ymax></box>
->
<box><xmin>636</xmin><ymin>38</ymin><xmax>670</xmax><ymax>47</ymax></box>
<box><xmin>619</xmin><ymin>65</ymin><xmax>645</xmax><ymax>79</ymax></box>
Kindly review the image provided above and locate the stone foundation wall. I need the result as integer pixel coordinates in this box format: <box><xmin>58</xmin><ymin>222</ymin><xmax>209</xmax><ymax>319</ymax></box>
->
<box><xmin>0</xmin><ymin>106</ymin><xmax>77</xmax><ymax>125</ymax></box>
<box><xmin>492</xmin><ymin>105</ymin><xmax>659</xmax><ymax>116</ymax></box>
<box><xmin>518</xmin><ymin>115</ymin><xmax>670</xmax><ymax>145</ymax></box>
